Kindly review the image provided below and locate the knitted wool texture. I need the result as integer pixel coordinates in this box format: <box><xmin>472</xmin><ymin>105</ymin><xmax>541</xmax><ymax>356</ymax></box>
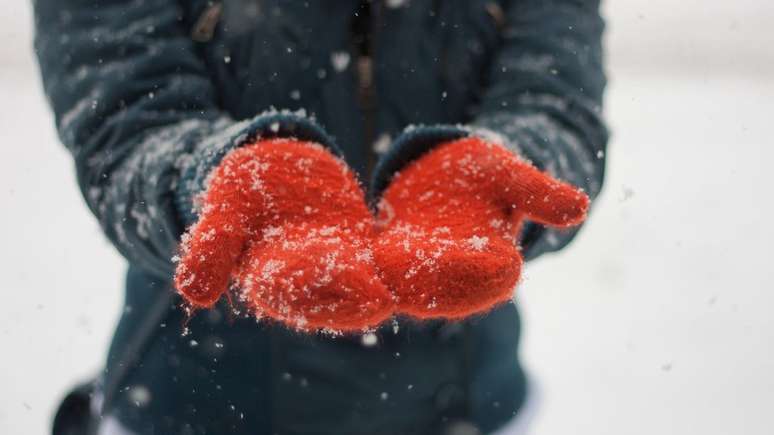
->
<box><xmin>374</xmin><ymin>137</ymin><xmax>590</xmax><ymax>320</ymax></box>
<box><xmin>174</xmin><ymin>139</ymin><xmax>393</xmax><ymax>332</ymax></box>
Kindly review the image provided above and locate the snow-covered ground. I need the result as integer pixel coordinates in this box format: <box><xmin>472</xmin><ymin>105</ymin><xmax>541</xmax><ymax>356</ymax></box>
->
<box><xmin>1</xmin><ymin>1</ymin><xmax>772</xmax><ymax>434</ymax></box>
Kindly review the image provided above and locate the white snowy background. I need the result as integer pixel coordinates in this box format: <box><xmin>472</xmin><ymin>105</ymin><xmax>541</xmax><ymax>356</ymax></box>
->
<box><xmin>1</xmin><ymin>1</ymin><xmax>773</xmax><ymax>434</ymax></box>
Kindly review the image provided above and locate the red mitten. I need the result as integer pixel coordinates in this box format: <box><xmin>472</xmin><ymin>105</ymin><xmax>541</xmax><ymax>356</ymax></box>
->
<box><xmin>174</xmin><ymin>139</ymin><xmax>393</xmax><ymax>332</ymax></box>
<box><xmin>374</xmin><ymin>137</ymin><xmax>589</xmax><ymax>320</ymax></box>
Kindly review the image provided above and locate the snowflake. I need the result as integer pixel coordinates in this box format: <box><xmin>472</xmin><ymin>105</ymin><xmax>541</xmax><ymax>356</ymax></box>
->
<box><xmin>467</xmin><ymin>235</ymin><xmax>489</xmax><ymax>251</ymax></box>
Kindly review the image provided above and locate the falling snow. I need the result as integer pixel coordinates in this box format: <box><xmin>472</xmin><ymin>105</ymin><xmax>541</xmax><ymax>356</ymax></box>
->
<box><xmin>467</xmin><ymin>235</ymin><xmax>489</xmax><ymax>251</ymax></box>
<box><xmin>330</xmin><ymin>51</ymin><xmax>351</xmax><ymax>72</ymax></box>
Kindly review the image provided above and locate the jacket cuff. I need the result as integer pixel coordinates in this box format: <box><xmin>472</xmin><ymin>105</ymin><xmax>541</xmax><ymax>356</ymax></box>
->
<box><xmin>368</xmin><ymin>125</ymin><xmax>469</xmax><ymax>203</ymax></box>
<box><xmin>175</xmin><ymin>111</ymin><xmax>339</xmax><ymax>226</ymax></box>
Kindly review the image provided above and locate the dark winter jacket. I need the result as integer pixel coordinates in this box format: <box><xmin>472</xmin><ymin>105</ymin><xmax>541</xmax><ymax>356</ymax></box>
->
<box><xmin>34</xmin><ymin>1</ymin><xmax>607</xmax><ymax>434</ymax></box>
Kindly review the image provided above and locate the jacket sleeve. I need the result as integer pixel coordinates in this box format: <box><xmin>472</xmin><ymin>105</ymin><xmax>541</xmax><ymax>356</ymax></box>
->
<box><xmin>33</xmin><ymin>0</ymin><xmax>336</xmax><ymax>279</ymax></box>
<box><xmin>371</xmin><ymin>0</ymin><xmax>608</xmax><ymax>261</ymax></box>
<box><xmin>471</xmin><ymin>0</ymin><xmax>608</xmax><ymax>259</ymax></box>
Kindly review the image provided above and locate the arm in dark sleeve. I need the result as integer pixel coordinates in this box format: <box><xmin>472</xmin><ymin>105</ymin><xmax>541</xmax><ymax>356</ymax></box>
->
<box><xmin>371</xmin><ymin>0</ymin><xmax>608</xmax><ymax>261</ymax></box>
<box><xmin>471</xmin><ymin>0</ymin><xmax>608</xmax><ymax>259</ymax></box>
<box><xmin>33</xmin><ymin>0</ymin><xmax>335</xmax><ymax>278</ymax></box>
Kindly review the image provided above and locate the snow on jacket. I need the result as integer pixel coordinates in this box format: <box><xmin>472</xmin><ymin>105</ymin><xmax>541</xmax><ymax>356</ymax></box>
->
<box><xmin>34</xmin><ymin>1</ymin><xmax>607</xmax><ymax>434</ymax></box>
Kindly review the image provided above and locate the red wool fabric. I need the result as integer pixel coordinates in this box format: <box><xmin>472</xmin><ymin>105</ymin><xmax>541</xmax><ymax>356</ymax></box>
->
<box><xmin>374</xmin><ymin>137</ymin><xmax>589</xmax><ymax>320</ymax></box>
<box><xmin>174</xmin><ymin>139</ymin><xmax>393</xmax><ymax>332</ymax></box>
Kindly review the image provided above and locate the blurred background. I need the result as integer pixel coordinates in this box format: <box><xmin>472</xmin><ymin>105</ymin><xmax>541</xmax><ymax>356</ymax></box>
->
<box><xmin>1</xmin><ymin>0</ymin><xmax>772</xmax><ymax>434</ymax></box>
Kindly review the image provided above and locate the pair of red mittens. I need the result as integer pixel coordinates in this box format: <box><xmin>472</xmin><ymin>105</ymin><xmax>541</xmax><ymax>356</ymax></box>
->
<box><xmin>174</xmin><ymin>137</ymin><xmax>588</xmax><ymax>332</ymax></box>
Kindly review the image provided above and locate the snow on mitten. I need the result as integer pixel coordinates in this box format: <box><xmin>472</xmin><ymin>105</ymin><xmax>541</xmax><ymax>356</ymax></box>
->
<box><xmin>374</xmin><ymin>137</ymin><xmax>589</xmax><ymax>319</ymax></box>
<box><xmin>174</xmin><ymin>139</ymin><xmax>393</xmax><ymax>332</ymax></box>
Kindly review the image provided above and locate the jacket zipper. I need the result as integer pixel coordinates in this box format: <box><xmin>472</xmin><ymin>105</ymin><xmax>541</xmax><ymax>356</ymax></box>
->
<box><xmin>356</xmin><ymin>1</ymin><xmax>379</xmax><ymax>179</ymax></box>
